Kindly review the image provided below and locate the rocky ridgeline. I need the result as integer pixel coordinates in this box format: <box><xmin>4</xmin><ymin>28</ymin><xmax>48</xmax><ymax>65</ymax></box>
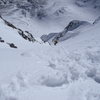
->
<box><xmin>0</xmin><ymin>15</ymin><xmax>36</xmax><ymax>43</ymax></box>
<box><xmin>0</xmin><ymin>15</ymin><xmax>36</xmax><ymax>48</ymax></box>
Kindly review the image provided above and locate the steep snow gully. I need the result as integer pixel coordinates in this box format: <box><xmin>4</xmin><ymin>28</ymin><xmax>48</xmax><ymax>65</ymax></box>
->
<box><xmin>0</xmin><ymin>0</ymin><xmax>100</xmax><ymax>100</ymax></box>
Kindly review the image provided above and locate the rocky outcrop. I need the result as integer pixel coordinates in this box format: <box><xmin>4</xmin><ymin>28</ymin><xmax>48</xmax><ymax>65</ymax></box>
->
<box><xmin>0</xmin><ymin>37</ymin><xmax>4</xmax><ymax>42</ymax></box>
<box><xmin>18</xmin><ymin>29</ymin><xmax>36</xmax><ymax>42</ymax></box>
<box><xmin>7</xmin><ymin>43</ymin><xmax>17</xmax><ymax>48</ymax></box>
<box><xmin>41</xmin><ymin>20</ymin><xmax>90</xmax><ymax>45</ymax></box>
<box><xmin>0</xmin><ymin>15</ymin><xmax>36</xmax><ymax>43</ymax></box>
<box><xmin>0</xmin><ymin>16</ymin><xmax>37</xmax><ymax>49</ymax></box>
<box><xmin>0</xmin><ymin>37</ymin><xmax>17</xmax><ymax>48</ymax></box>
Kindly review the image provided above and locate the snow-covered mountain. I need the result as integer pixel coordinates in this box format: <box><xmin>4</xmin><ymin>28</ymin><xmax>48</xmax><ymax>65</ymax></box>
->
<box><xmin>0</xmin><ymin>0</ymin><xmax>100</xmax><ymax>100</ymax></box>
<box><xmin>76</xmin><ymin>0</ymin><xmax>100</xmax><ymax>9</ymax></box>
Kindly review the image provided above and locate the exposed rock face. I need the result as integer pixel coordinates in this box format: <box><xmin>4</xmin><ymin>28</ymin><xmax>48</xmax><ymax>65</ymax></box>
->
<box><xmin>41</xmin><ymin>20</ymin><xmax>90</xmax><ymax>45</ymax></box>
<box><xmin>18</xmin><ymin>29</ymin><xmax>36</xmax><ymax>42</ymax></box>
<box><xmin>41</xmin><ymin>33</ymin><xmax>57</xmax><ymax>43</ymax></box>
<box><xmin>0</xmin><ymin>16</ymin><xmax>36</xmax><ymax>43</ymax></box>
<box><xmin>7</xmin><ymin>43</ymin><xmax>17</xmax><ymax>48</ymax></box>
<box><xmin>0</xmin><ymin>16</ymin><xmax>37</xmax><ymax>48</ymax></box>
<box><xmin>64</xmin><ymin>20</ymin><xmax>87</xmax><ymax>31</ymax></box>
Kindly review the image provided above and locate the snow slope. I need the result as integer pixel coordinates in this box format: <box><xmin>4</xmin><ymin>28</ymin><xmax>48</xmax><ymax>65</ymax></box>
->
<box><xmin>0</xmin><ymin>0</ymin><xmax>100</xmax><ymax>100</ymax></box>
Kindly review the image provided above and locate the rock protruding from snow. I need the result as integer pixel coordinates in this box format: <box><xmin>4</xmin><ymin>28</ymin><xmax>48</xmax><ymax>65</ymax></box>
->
<box><xmin>0</xmin><ymin>16</ymin><xmax>36</xmax><ymax>43</ymax></box>
<box><xmin>18</xmin><ymin>29</ymin><xmax>36</xmax><ymax>42</ymax></box>
<box><xmin>64</xmin><ymin>20</ymin><xmax>88</xmax><ymax>31</ymax></box>
<box><xmin>41</xmin><ymin>33</ymin><xmax>57</xmax><ymax>43</ymax></box>
<box><xmin>0</xmin><ymin>37</ymin><xmax>4</xmax><ymax>43</ymax></box>
<box><xmin>6</xmin><ymin>43</ymin><xmax>17</xmax><ymax>48</ymax></box>
<box><xmin>41</xmin><ymin>20</ymin><xmax>90</xmax><ymax>45</ymax></box>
